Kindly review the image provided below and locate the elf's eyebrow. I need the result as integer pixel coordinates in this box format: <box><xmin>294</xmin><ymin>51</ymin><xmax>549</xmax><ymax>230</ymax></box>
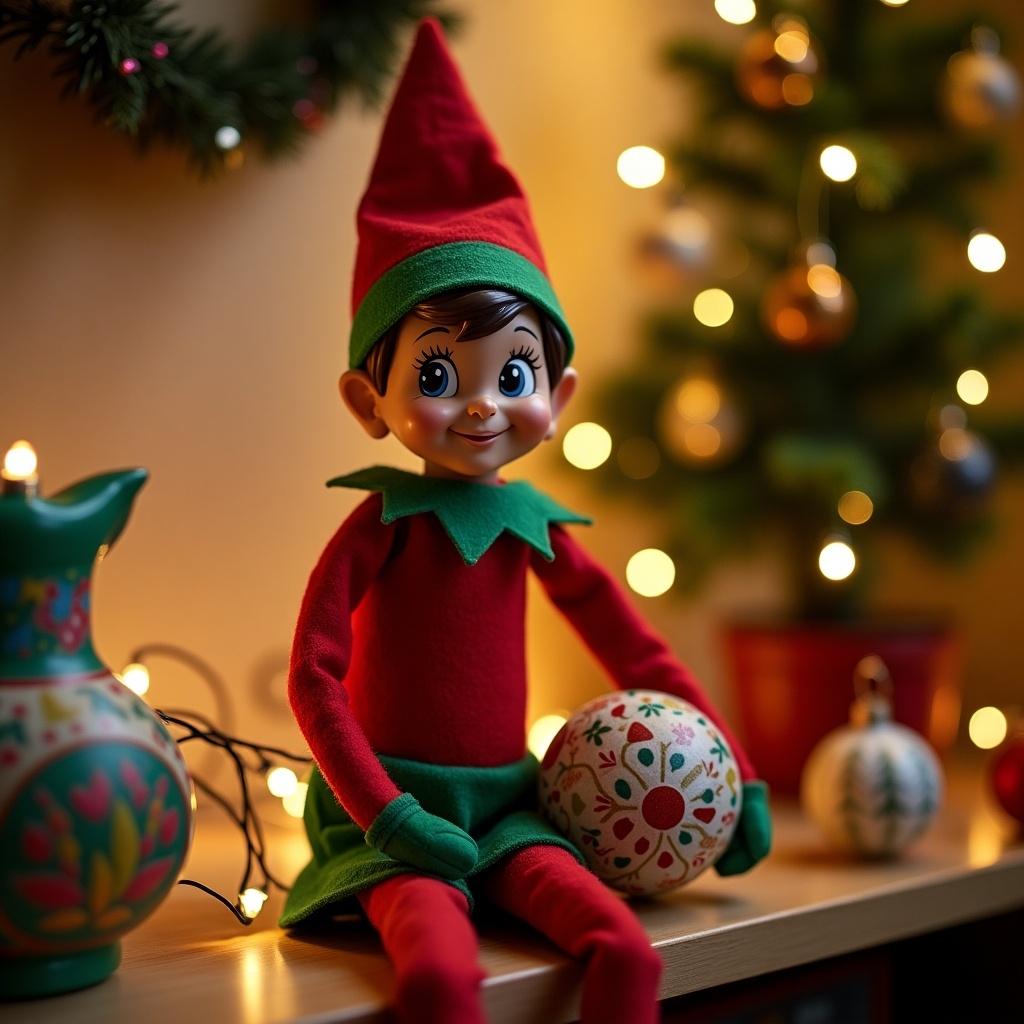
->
<box><xmin>514</xmin><ymin>325</ymin><xmax>539</xmax><ymax>340</ymax></box>
<box><xmin>415</xmin><ymin>326</ymin><xmax>450</xmax><ymax>341</ymax></box>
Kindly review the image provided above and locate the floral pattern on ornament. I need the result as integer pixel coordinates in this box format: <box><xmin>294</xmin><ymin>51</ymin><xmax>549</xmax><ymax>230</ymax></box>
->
<box><xmin>0</xmin><ymin>743</ymin><xmax>189</xmax><ymax>946</ymax></box>
<box><xmin>0</xmin><ymin>570</ymin><xmax>91</xmax><ymax>660</ymax></box>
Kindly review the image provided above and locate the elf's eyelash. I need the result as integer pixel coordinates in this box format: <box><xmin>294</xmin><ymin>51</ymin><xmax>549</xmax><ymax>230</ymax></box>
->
<box><xmin>413</xmin><ymin>344</ymin><xmax>455</xmax><ymax>369</ymax></box>
<box><xmin>508</xmin><ymin>344</ymin><xmax>541</xmax><ymax>370</ymax></box>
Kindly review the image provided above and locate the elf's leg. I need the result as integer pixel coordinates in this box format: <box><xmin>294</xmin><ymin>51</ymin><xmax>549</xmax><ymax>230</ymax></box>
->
<box><xmin>358</xmin><ymin>874</ymin><xmax>486</xmax><ymax>1024</ymax></box>
<box><xmin>481</xmin><ymin>844</ymin><xmax>663</xmax><ymax>1024</ymax></box>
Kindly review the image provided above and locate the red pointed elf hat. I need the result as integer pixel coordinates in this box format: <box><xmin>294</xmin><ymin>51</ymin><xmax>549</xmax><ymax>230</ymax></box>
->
<box><xmin>348</xmin><ymin>18</ymin><xmax>573</xmax><ymax>368</ymax></box>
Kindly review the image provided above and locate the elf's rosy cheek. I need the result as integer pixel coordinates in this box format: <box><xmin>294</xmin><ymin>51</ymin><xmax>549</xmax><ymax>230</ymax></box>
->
<box><xmin>401</xmin><ymin>400</ymin><xmax>459</xmax><ymax>439</ymax></box>
<box><xmin>509</xmin><ymin>395</ymin><xmax>552</xmax><ymax>437</ymax></box>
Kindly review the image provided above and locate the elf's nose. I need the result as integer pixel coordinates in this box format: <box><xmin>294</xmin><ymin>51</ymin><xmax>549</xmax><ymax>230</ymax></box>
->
<box><xmin>465</xmin><ymin>395</ymin><xmax>498</xmax><ymax>419</ymax></box>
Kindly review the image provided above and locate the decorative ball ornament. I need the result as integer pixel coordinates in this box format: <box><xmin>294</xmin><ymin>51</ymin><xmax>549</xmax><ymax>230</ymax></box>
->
<box><xmin>736</xmin><ymin>16</ymin><xmax>821</xmax><ymax>111</ymax></box>
<box><xmin>658</xmin><ymin>374</ymin><xmax>743</xmax><ymax>466</ymax></box>
<box><xmin>989</xmin><ymin>731</ymin><xmax>1024</xmax><ymax>825</ymax></box>
<box><xmin>944</xmin><ymin>27</ymin><xmax>1021</xmax><ymax>130</ymax></box>
<box><xmin>801</xmin><ymin>657</ymin><xmax>943</xmax><ymax>858</ymax></box>
<box><xmin>639</xmin><ymin>202</ymin><xmax>712</xmax><ymax>283</ymax></box>
<box><xmin>911</xmin><ymin>426</ymin><xmax>996</xmax><ymax>509</ymax></box>
<box><xmin>762</xmin><ymin>259</ymin><xmax>856</xmax><ymax>348</ymax></box>
<box><xmin>538</xmin><ymin>691</ymin><xmax>742</xmax><ymax>896</ymax></box>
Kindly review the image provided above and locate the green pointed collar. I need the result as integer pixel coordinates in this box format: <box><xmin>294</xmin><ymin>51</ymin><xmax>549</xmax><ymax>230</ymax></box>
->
<box><xmin>327</xmin><ymin>466</ymin><xmax>591</xmax><ymax>565</ymax></box>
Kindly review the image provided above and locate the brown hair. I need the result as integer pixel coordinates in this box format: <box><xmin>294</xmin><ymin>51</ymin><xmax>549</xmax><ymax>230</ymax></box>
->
<box><xmin>364</xmin><ymin>288</ymin><xmax>568</xmax><ymax>395</ymax></box>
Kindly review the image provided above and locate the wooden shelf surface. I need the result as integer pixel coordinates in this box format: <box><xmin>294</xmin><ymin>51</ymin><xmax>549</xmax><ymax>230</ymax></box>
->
<box><xmin>6</xmin><ymin>758</ymin><xmax>1023</xmax><ymax>1023</ymax></box>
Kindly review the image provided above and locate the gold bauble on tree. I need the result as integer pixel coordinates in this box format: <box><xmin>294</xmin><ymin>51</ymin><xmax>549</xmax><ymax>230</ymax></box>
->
<box><xmin>736</xmin><ymin>15</ymin><xmax>821</xmax><ymax>111</ymax></box>
<box><xmin>658</xmin><ymin>374</ymin><xmax>743</xmax><ymax>466</ymax></box>
<box><xmin>943</xmin><ymin>27</ymin><xmax>1021</xmax><ymax>130</ymax></box>
<box><xmin>762</xmin><ymin>242</ymin><xmax>856</xmax><ymax>348</ymax></box>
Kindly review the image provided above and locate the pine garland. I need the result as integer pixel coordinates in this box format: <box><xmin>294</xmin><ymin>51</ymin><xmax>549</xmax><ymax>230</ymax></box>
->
<box><xmin>0</xmin><ymin>0</ymin><xmax>454</xmax><ymax>173</ymax></box>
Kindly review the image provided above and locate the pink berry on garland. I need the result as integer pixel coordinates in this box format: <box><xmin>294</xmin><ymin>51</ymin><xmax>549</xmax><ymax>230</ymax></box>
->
<box><xmin>119</xmin><ymin>58</ymin><xmax>140</xmax><ymax>75</ymax></box>
<box><xmin>151</xmin><ymin>42</ymin><xmax>169</xmax><ymax>60</ymax></box>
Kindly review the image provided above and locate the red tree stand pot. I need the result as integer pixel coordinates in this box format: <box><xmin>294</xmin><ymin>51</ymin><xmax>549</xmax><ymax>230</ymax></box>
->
<box><xmin>723</xmin><ymin>621</ymin><xmax>962</xmax><ymax>795</ymax></box>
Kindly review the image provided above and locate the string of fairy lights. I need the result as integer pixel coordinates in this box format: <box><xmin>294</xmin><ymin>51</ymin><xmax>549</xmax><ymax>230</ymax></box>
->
<box><xmin>114</xmin><ymin>647</ymin><xmax>312</xmax><ymax>924</ymax></box>
<box><xmin>561</xmin><ymin>0</ymin><xmax>1018</xmax><ymax>598</ymax></box>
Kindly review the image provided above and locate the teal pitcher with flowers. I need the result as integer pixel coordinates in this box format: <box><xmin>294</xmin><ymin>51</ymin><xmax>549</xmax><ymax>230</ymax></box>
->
<box><xmin>0</xmin><ymin>453</ymin><xmax>193</xmax><ymax>998</ymax></box>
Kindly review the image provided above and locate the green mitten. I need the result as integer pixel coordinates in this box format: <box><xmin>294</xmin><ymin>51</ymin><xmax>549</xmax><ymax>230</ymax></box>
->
<box><xmin>714</xmin><ymin>780</ymin><xmax>772</xmax><ymax>877</ymax></box>
<box><xmin>365</xmin><ymin>792</ymin><xmax>478</xmax><ymax>880</ymax></box>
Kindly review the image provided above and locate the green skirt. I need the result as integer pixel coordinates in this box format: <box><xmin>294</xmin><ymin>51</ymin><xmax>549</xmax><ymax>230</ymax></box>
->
<box><xmin>279</xmin><ymin>752</ymin><xmax>583</xmax><ymax>926</ymax></box>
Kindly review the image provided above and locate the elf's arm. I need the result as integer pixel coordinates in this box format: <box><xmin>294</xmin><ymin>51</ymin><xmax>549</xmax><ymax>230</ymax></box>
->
<box><xmin>289</xmin><ymin>494</ymin><xmax>477</xmax><ymax>877</ymax></box>
<box><xmin>532</xmin><ymin>525</ymin><xmax>770</xmax><ymax>874</ymax></box>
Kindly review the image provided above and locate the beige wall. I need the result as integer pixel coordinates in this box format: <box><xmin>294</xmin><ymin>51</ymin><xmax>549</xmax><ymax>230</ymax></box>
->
<box><xmin>2</xmin><ymin>1</ymin><xmax>1021</xmax><ymax>752</ymax></box>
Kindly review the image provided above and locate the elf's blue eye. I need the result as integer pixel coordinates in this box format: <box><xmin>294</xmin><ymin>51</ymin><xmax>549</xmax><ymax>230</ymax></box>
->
<box><xmin>418</xmin><ymin>359</ymin><xmax>458</xmax><ymax>398</ymax></box>
<box><xmin>499</xmin><ymin>358</ymin><xmax>536</xmax><ymax>398</ymax></box>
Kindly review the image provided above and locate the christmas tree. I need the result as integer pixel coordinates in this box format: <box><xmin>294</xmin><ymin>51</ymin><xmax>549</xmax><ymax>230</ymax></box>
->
<box><xmin>587</xmin><ymin>0</ymin><xmax>1024</xmax><ymax>621</ymax></box>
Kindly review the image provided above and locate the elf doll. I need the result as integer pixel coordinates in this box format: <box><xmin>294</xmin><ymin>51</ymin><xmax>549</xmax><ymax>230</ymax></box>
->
<box><xmin>281</xmin><ymin>19</ymin><xmax>772</xmax><ymax>1024</ymax></box>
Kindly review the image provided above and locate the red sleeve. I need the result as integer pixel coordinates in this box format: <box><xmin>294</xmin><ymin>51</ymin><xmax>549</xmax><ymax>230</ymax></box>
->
<box><xmin>531</xmin><ymin>525</ymin><xmax>757</xmax><ymax>781</ymax></box>
<box><xmin>288</xmin><ymin>494</ymin><xmax>403</xmax><ymax>829</ymax></box>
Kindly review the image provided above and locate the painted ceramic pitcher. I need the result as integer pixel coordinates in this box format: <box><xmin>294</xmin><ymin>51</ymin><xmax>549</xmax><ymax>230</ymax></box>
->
<box><xmin>0</xmin><ymin>458</ymin><xmax>193</xmax><ymax>998</ymax></box>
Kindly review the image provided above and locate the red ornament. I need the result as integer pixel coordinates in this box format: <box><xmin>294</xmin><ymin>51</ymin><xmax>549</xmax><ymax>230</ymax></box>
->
<box><xmin>151</xmin><ymin>42</ymin><xmax>169</xmax><ymax>60</ymax></box>
<box><xmin>990</xmin><ymin>733</ymin><xmax>1024</xmax><ymax>824</ymax></box>
<box><xmin>119</xmin><ymin>58</ymin><xmax>140</xmax><ymax>76</ymax></box>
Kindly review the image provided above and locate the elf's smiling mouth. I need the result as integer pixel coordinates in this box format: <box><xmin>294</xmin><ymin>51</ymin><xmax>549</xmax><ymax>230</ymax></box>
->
<box><xmin>450</xmin><ymin>428</ymin><xmax>509</xmax><ymax>446</ymax></box>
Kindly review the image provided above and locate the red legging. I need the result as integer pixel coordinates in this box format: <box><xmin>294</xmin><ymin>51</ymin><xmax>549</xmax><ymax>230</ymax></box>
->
<box><xmin>359</xmin><ymin>845</ymin><xmax>662</xmax><ymax>1024</ymax></box>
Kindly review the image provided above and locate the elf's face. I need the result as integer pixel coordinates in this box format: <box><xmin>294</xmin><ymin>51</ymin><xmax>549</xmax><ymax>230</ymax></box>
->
<box><xmin>342</xmin><ymin>307</ymin><xmax>576</xmax><ymax>482</ymax></box>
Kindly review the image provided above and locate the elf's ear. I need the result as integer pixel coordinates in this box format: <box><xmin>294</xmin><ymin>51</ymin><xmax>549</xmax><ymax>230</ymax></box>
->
<box><xmin>339</xmin><ymin>370</ymin><xmax>390</xmax><ymax>440</ymax></box>
<box><xmin>544</xmin><ymin>367</ymin><xmax>578</xmax><ymax>440</ymax></box>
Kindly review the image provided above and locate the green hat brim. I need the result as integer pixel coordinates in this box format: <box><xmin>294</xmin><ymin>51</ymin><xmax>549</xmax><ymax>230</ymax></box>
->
<box><xmin>349</xmin><ymin>241</ymin><xmax>574</xmax><ymax>369</ymax></box>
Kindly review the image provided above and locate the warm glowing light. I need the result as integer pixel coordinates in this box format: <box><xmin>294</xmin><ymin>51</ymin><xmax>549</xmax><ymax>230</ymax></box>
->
<box><xmin>283</xmin><ymin>781</ymin><xmax>308</xmax><ymax>819</ymax></box>
<box><xmin>956</xmin><ymin>369</ymin><xmax>989</xmax><ymax>406</ymax></box>
<box><xmin>120</xmin><ymin>662</ymin><xmax>151</xmax><ymax>697</ymax></box>
<box><xmin>675</xmin><ymin>379</ymin><xmax>721</xmax><ymax>423</ymax></box>
<box><xmin>968</xmin><ymin>706</ymin><xmax>1007</xmax><ymax>750</ymax></box>
<box><xmin>714</xmin><ymin>0</ymin><xmax>756</xmax><ymax>25</ymax></box>
<box><xmin>239</xmin><ymin>887</ymin><xmax>268</xmax><ymax>920</ymax></box>
<box><xmin>819</xmin><ymin>145</ymin><xmax>857</xmax><ymax>182</ymax></box>
<box><xmin>683</xmin><ymin>423</ymin><xmax>722</xmax><ymax>458</ymax></box>
<box><xmin>266</xmin><ymin>766</ymin><xmax>298</xmax><ymax>798</ymax></box>
<box><xmin>781</xmin><ymin>74</ymin><xmax>814</xmax><ymax>106</ymax></box>
<box><xmin>528</xmin><ymin>714</ymin><xmax>568</xmax><ymax>761</ymax></box>
<box><xmin>967</xmin><ymin>814</ymin><xmax>1003</xmax><ymax>869</ymax></box>
<box><xmin>626</xmin><ymin>548</ymin><xmax>676</xmax><ymax>598</ymax></box>
<box><xmin>818</xmin><ymin>540</ymin><xmax>856</xmax><ymax>581</ymax></box>
<box><xmin>879</xmin><ymin>0</ymin><xmax>910</xmax><ymax>6</ymax></box>
<box><xmin>693</xmin><ymin>288</ymin><xmax>734</xmax><ymax>327</ymax></box>
<box><xmin>967</xmin><ymin>232</ymin><xmax>1006</xmax><ymax>273</ymax></box>
<box><xmin>2</xmin><ymin>440</ymin><xmax>38</xmax><ymax>482</ymax></box>
<box><xmin>617</xmin><ymin>437</ymin><xmax>661</xmax><ymax>480</ymax></box>
<box><xmin>807</xmin><ymin>264</ymin><xmax>842</xmax><ymax>299</ymax></box>
<box><xmin>938</xmin><ymin>428</ymin><xmax>973</xmax><ymax>461</ymax></box>
<box><xmin>774</xmin><ymin>307</ymin><xmax>808</xmax><ymax>342</ymax></box>
<box><xmin>616</xmin><ymin>146</ymin><xmax>666</xmax><ymax>189</ymax></box>
<box><xmin>215</xmin><ymin>125</ymin><xmax>241</xmax><ymax>150</ymax></box>
<box><xmin>774</xmin><ymin>29</ymin><xmax>809</xmax><ymax>63</ymax></box>
<box><xmin>563</xmin><ymin>422</ymin><xmax>613</xmax><ymax>470</ymax></box>
<box><xmin>190</xmin><ymin>789</ymin><xmax>198</xmax><ymax>812</ymax></box>
<box><xmin>838</xmin><ymin>490</ymin><xmax>874</xmax><ymax>525</ymax></box>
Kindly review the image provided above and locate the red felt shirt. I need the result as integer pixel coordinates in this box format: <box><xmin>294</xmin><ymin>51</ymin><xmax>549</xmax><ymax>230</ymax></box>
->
<box><xmin>289</xmin><ymin>494</ymin><xmax>756</xmax><ymax>831</ymax></box>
